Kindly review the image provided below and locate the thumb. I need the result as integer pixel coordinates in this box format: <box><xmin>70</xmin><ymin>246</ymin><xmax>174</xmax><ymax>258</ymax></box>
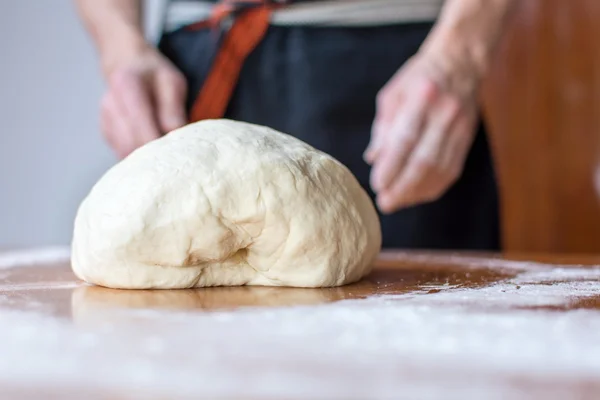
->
<box><xmin>154</xmin><ymin>69</ymin><xmax>188</xmax><ymax>133</ymax></box>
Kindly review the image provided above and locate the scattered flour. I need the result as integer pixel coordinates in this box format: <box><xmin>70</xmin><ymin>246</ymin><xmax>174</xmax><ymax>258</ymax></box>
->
<box><xmin>0</xmin><ymin>252</ymin><xmax>599</xmax><ymax>399</ymax></box>
<box><xmin>0</xmin><ymin>282</ymin><xmax>82</xmax><ymax>292</ymax></box>
<box><xmin>0</xmin><ymin>246</ymin><xmax>71</xmax><ymax>269</ymax></box>
<box><xmin>379</xmin><ymin>251</ymin><xmax>596</xmax><ymax>272</ymax></box>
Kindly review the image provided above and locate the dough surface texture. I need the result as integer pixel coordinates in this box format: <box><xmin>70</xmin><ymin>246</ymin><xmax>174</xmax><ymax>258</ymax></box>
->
<box><xmin>72</xmin><ymin>119</ymin><xmax>381</xmax><ymax>289</ymax></box>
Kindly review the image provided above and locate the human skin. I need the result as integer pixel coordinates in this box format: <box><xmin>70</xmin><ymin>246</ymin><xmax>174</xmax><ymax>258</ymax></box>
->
<box><xmin>75</xmin><ymin>0</ymin><xmax>517</xmax><ymax>212</ymax></box>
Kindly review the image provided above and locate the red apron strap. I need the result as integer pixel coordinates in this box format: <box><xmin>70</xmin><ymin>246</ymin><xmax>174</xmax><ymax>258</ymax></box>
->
<box><xmin>188</xmin><ymin>6</ymin><xmax>272</xmax><ymax>122</ymax></box>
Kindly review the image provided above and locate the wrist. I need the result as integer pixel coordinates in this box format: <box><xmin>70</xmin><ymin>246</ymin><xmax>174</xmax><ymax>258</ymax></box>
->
<box><xmin>420</xmin><ymin>0</ymin><xmax>516</xmax><ymax>80</ymax></box>
<box><xmin>414</xmin><ymin>38</ymin><xmax>485</xmax><ymax>99</ymax></box>
<box><xmin>420</xmin><ymin>27</ymin><xmax>495</xmax><ymax>83</ymax></box>
<box><xmin>98</xmin><ymin>27</ymin><xmax>151</xmax><ymax>78</ymax></box>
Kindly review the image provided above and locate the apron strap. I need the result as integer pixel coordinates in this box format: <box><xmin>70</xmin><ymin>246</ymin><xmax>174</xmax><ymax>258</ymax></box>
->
<box><xmin>184</xmin><ymin>2</ymin><xmax>281</xmax><ymax>122</ymax></box>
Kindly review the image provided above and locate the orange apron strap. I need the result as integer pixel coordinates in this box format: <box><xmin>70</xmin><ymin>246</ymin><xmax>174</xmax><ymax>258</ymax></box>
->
<box><xmin>189</xmin><ymin>7</ymin><xmax>272</xmax><ymax>122</ymax></box>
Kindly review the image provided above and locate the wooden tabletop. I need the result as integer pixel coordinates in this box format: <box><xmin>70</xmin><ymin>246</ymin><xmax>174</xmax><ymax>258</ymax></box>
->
<box><xmin>1</xmin><ymin>249</ymin><xmax>599</xmax><ymax>399</ymax></box>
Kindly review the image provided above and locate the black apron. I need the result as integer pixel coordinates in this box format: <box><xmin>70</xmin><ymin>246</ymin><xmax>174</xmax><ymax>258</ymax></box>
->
<box><xmin>158</xmin><ymin>0</ymin><xmax>501</xmax><ymax>250</ymax></box>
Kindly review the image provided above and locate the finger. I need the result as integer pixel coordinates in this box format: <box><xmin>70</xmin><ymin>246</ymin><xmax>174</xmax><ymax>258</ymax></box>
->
<box><xmin>438</xmin><ymin>112</ymin><xmax>477</xmax><ymax>179</ymax></box>
<box><xmin>100</xmin><ymin>94</ymin><xmax>117</xmax><ymax>149</ymax></box>
<box><xmin>154</xmin><ymin>69</ymin><xmax>188</xmax><ymax>134</ymax></box>
<box><xmin>365</xmin><ymin>90</ymin><xmax>397</xmax><ymax>164</ymax></box>
<box><xmin>376</xmin><ymin>97</ymin><xmax>459</xmax><ymax>213</ymax></box>
<box><xmin>364</xmin><ymin>117</ymin><xmax>390</xmax><ymax>165</ymax></box>
<box><xmin>111</xmin><ymin>71</ymin><xmax>161</xmax><ymax>146</ymax></box>
<box><xmin>100</xmin><ymin>93</ymin><xmax>137</xmax><ymax>159</ymax></box>
<box><xmin>370</xmin><ymin>79</ymin><xmax>436</xmax><ymax>193</ymax></box>
<box><xmin>411</xmin><ymin>97</ymin><xmax>460</xmax><ymax>182</ymax></box>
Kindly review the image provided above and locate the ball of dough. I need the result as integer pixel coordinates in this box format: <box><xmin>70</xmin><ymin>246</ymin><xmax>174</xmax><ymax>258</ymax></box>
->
<box><xmin>72</xmin><ymin>119</ymin><xmax>381</xmax><ymax>289</ymax></box>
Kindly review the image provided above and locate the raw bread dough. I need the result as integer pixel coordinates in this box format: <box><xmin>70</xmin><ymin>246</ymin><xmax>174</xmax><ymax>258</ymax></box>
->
<box><xmin>71</xmin><ymin>119</ymin><xmax>381</xmax><ymax>289</ymax></box>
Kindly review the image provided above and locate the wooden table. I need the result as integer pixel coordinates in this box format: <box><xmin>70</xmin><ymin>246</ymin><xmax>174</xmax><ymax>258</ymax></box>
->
<box><xmin>1</xmin><ymin>249</ymin><xmax>599</xmax><ymax>399</ymax></box>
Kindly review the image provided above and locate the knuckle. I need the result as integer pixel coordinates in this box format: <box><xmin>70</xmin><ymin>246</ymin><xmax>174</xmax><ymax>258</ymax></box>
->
<box><xmin>413</xmin><ymin>153</ymin><xmax>438</xmax><ymax>171</ymax></box>
<box><xmin>109</xmin><ymin>69</ymin><xmax>130</xmax><ymax>85</ymax></box>
<box><xmin>417</xmin><ymin>78</ymin><xmax>439</xmax><ymax>100</ymax></box>
<box><xmin>109</xmin><ymin>68</ymin><xmax>139</xmax><ymax>90</ymax></box>
<box><xmin>443</xmin><ymin>96</ymin><xmax>461</xmax><ymax>115</ymax></box>
<box><xmin>393</xmin><ymin>130</ymin><xmax>420</xmax><ymax>149</ymax></box>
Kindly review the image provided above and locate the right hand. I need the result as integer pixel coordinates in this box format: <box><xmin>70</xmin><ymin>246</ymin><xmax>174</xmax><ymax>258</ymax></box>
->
<box><xmin>100</xmin><ymin>46</ymin><xmax>188</xmax><ymax>159</ymax></box>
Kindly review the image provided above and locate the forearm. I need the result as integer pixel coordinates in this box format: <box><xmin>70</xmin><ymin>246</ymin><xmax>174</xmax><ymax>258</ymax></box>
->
<box><xmin>421</xmin><ymin>0</ymin><xmax>517</xmax><ymax>79</ymax></box>
<box><xmin>74</xmin><ymin>0</ymin><xmax>148</xmax><ymax>76</ymax></box>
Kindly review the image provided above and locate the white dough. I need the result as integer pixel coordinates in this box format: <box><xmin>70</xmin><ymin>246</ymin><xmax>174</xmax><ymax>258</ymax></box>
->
<box><xmin>71</xmin><ymin>119</ymin><xmax>381</xmax><ymax>289</ymax></box>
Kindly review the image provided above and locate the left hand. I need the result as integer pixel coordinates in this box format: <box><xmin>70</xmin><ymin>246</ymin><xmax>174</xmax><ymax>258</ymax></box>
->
<box><xmin>364</xmin><ymin>51</ymin><xmax>480</xmax><ymax>214</ymax></box>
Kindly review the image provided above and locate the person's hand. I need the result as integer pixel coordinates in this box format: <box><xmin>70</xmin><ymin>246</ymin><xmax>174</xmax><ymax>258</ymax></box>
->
<box><xmin>100</xmin><ymin>46</ymin><xmax>187</xmax><ymax>159</ymax></box>
<box><xmin>364</xmin><ymin>51</ymin><xmax>480</xmax><ymax>214</ymax></box>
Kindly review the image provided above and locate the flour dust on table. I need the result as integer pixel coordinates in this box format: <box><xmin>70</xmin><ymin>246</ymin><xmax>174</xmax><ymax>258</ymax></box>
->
<box><xmin>1</xmin><ymin>253</ymin><xmax>600</xmax><ymax>400</ymax></box>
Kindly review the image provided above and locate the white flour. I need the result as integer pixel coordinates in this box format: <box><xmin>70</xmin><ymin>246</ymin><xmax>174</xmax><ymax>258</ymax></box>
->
<box><xmin>0</xmin><ymin>253</ymin><xmax>599</xmax><ymax>399</ymax></box>
<box><xmin>379</xmin><ymin>251</ymin><xmax>592</xmax><ymax>272</ymax></box>
<box><xmin>0</xmin><ymin>246</ymin><xmax>71</xmax><ymax>269</ymax></box>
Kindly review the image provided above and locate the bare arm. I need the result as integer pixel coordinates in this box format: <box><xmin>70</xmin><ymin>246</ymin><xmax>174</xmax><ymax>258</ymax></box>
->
<box><xmin>420</xmin><ymin>0</ymin><xmax>518</xmax><ymax>91</ymax></box>
<box><xmin>367</xmin><ymin>0</ymin><xmax>517</xmax><ymax>212</ymax></box>
<box><xmin>74</xmin><ymin>0</ymin><xmax>187</xmax><ymax>158</ymax></box>
<box><xmin>74</xmin><ymin>0</ymin><xmax>148</xmax><ymax>77</ymax></box>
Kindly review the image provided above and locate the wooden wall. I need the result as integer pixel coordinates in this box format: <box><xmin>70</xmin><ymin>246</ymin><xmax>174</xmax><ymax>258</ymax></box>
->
<box><xmin>483</xmin><ymin>0</ymin><xmax>600</xmax><ymax>253</ymax></box>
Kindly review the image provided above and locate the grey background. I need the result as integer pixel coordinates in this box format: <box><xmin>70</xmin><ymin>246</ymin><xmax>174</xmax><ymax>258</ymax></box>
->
<box><xmin>0</xmin><ymin>0</ymin><xmax>164</xmax><ymax>246</ymax></box>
